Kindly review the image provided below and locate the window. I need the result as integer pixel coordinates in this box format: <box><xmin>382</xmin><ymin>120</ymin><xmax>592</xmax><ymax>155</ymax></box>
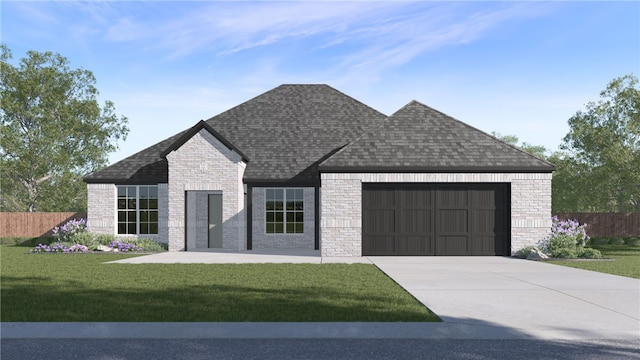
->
<box><xmin>117</xmin><ymin>185</ymin><xmax>158</xmax><ymax>235</ymax></box>
<box><xmin>266</xmin><ymin>188</ymin><xmax>303</xmax><ymax>234</ymax></box>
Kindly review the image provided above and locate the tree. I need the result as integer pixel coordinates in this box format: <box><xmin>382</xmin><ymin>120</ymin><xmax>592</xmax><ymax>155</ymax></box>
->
<box><xmin>554</xmin><ymin>74</ymin><xmax>640</xmax><ymax>212</ymax></box>
<box><xmin>0</xmin><ymin>45</ymin><xmax>129</xmax><ymax>212</ymax></box>
<box><xmin>491</xmin><ymin>131</ymin><xmax>549</xmax><ymax>160</ymax></box>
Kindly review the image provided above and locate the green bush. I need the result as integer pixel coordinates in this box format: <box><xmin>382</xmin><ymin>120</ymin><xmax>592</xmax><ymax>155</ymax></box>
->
<box><xmin>551</xmin><ymin>247</ymin><xmax>578</xmax><ymax>259</ymax></box>
<box><xmin>610</xmin><ymin>237</ymin><xmax>626</xmax><ymax>245</ymax></box>
<box><xmin>514</xmin><ymin>246</ymin><xmax>535</xmax><ymax>259</ymax></box>
<box><xmin>578</xmin><ymin>247</ymin><xmax>603</xmax><ymax>259</ymax></box>
<box><xmin>625</xmin><ymin>238</ymin><xmax>640</xmax><ymax>246</ymax></box>
<box><xmin>590</xmin><ymin>237</ymin><xmax>611</xmax><ymax>246</ymax></box>
<box><xmin>546</xmin><ymin>234</ymin><xmax>578</xmax><ymax>256</ymax></box>
<box><xmin>132</xmin><ymin>238</ymin><xmax>167</xmax><ymax>252</ymax></box>
<box><xmin>93</xmin><ymin>234</ymin><xmax>117</xmax><ymax>245</ymax></box>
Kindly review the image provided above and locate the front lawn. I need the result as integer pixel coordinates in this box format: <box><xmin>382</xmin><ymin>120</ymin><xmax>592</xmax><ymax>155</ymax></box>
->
<box><xmin>0</xmin><ymin>246</ymin><xmax>439</xmax><ymax>322</ymax></box>
<box><xmin>547</xmin><ymin>245</ymin><xmax>640</xmax><ymax>279</ymax></box>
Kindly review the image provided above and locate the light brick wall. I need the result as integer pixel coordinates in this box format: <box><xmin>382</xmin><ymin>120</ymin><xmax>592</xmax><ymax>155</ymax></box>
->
<box><xmin>157</xmin><ymin>184</ymin><xmax>169</xmax><ymax>244</ymax></box>
<box><xmin>166</xmin><ymin>129</ymin><xmax>246</xmax><ymax>251</ymax></box>
<box><xmin>320</xmin><ymin>173</ymin><xmax>552</xmax><ymax>256</ymax></box>
<box><xmin>87</xmin><ymin>183</ymin><xmax>116</xmax><ymax>234</ymax></box>
<box><xmin>252</xmin><ymin>187</ymin><xmax>315</xmax><ymax>249</ymax></box>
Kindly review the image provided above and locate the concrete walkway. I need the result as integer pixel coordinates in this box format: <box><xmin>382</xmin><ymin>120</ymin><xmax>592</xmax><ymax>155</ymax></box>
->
<box><xmin>3</xmin><ymin>253</ymin><xmax>639</xmax><ymax>340</ymax></box>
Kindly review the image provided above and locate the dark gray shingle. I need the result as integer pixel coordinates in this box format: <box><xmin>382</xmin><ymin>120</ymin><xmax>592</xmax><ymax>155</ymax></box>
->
<box><xmin>319</xmin><ymin>100</ymin><xmax>555</xmax><ymax>172</ymax></box>
<box><xmin>84</xmin><ymin>84</ymin><xmax>388</xmax><ymax>183</ymax></box>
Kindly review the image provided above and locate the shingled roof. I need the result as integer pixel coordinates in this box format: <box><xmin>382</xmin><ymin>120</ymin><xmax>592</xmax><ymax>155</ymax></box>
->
<box><xmin>85</xmin><ymin>84</ymin><xmax>388</xmax><ymax>183</ymax></box>
<box><xmin>319</xmin><ymin>100</ymin><xmax>555</xmax><ymax>172</ymax></box>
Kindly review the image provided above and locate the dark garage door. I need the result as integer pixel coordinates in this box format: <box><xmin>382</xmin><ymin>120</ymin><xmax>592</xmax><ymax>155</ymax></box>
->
<box><xmin>362</xmin><ymin>184</ymin><xmax>510</xmax><ymax>256</ymax></box>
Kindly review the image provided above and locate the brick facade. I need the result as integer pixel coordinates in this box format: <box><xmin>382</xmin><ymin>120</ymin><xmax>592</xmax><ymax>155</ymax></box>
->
<box><xmin>320</xmin><ymin>173</ymin><xmax>552</xmax><ymax>256</ymax></box>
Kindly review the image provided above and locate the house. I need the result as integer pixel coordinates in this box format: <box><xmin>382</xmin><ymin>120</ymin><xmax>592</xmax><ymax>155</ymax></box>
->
<box><xmin>84</xmin><ymin>84</ymin><xmax>554</xmax><ymax>256</ymax></box>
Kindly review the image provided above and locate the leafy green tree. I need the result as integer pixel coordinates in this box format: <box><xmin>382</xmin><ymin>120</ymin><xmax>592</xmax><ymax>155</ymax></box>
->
<box><xmin>0</xmin><ymin>45</ymin><xmax>129</xmax><ymax>212</ymax></box>
<box><xmin>554</xmin><ymin>74</ymin><xmax>640</xmax><ymax>212</ymax></box>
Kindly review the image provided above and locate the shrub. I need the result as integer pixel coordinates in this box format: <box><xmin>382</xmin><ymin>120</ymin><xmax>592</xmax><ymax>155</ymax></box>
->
<box><xmin>578</xmin><ymin>248</ymin><xmax>603</xmax><ymax>259</ymax></box>
<box><xmin>72</xmin><ymin>232</ymin><xmax>97</xmax><ymax>246</ymax></box>
<box><xmin>626</xmin><ymin>238</ymin><xmax>640</xmax><ymax>246</ymax></box>
<box><xmin>94</xmin><ymin>234</ymin><xmax>117</xmax><ymax>245</ymax></box>
<box><xmin>551</xmin><ymin>247</ymin><xmax>578</xmax><ymax>259</ymax></box>
<box><xmin>539</xmin><ymin>216</ymin><xmax>590</xmax><ymax>259</ymax></box>
<box><xmin>610</xmin><ymin>237</ymin><xmax>626</xmax><ymax>245</ymax></box>
<box><xmin>132</xmin><ymin>238</ymin><xmax>167</xmax><ymax>252</ymax></box>
<box><xmin>52</xmin><ymin>218</ymin><xmax>87</xmax><ymax>243</ymax></box>
<box><xmin>590</xmin><ymin>237</ymin><xmax>610</xmax><ymax>246</ymax></box>
<box><xmin>514</xmin><ymin>246</ymin><xmax>535</xmax><ymax>259</ymax></box>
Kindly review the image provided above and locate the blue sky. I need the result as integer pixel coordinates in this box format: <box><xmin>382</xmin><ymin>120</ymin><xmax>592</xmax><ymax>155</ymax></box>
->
<box><xmin>3</xmin><ymin>1</ymin><xmax>638</xmax><ymax>164</ymax></box>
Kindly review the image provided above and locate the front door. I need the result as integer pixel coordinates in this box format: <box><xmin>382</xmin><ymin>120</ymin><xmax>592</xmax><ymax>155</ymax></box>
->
<box><xmin>208</xmin><ymin>194</ymin><xmax>223</xmax><ymax>248</ymax></box>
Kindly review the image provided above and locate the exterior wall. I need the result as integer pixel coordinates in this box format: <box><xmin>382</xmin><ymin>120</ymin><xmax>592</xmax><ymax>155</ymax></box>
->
<box><xmin>320</xmin><ymin>173</ymin><xmax>552</xmax><ymax>257</ymax></box>
<box><xmin>157</xmin><ymin>184</ymin><xmax>169</xmax><ymax>244</ymax></box>
<box><xmin>87</xmin><ymin>183</ymin><xmax>116</xmax><ymax>234</ymax></box>
<box><xmin>251</xmin><ymin>187</ymin><xmax>315</xmax><ymax>249</ymax></box>
<box><xmin>166</xmin><ymin>129</ymin><xmax>246</xmax><ymax>251</ymax></box>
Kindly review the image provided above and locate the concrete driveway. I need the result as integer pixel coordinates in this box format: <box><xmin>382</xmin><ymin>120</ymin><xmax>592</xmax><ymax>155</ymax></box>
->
<box><xmin>369</xmin><ymin>256</ymin><xmax>640</xmax><ymax>340</ymax></box>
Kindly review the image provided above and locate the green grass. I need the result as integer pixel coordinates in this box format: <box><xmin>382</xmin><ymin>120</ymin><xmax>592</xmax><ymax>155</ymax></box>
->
<box><xmin>547</xmin><ymin>245</ymin><xmax>640</xmax><ymax>279</ymax></box>
<box><xmin>0</xmin><ymin>246</ymin><xmax>439</xmax><ymax>322</ymax></box>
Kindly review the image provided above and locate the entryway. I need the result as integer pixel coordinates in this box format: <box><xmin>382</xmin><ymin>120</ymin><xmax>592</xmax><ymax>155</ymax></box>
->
<box><xmin>185</xmin><ymin>191</ymin><xmax>223</xmax><ymax>250</ymax></box>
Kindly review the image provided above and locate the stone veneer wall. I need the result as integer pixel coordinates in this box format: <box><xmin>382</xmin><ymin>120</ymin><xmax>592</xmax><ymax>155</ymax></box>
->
<box><xmin>320</xmin><ymin>173</ymin><xmax>552</xmax><ymax>257</ymax></box>
<box><xmin>166</xmin><ymin>129</ymin><xmax>246</xmax><ymax>251</ymax></box>
<box><xmin>251</xmin><ymin>187</ymin><xmax>315</xmax><ymax>249</ymax></box>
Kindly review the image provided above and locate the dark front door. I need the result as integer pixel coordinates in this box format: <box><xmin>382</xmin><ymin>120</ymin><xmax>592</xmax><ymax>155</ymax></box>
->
<box><xmin>362</xmin><ymin>184</ymin><xmax>510</xmax><ymax>256</ymax></box>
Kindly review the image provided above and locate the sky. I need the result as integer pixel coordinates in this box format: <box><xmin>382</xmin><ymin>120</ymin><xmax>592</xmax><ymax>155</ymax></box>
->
<box><xmin>2</xmin><ymin>1</ymin><xmax>639</xmax><ymax>164</ymax></box>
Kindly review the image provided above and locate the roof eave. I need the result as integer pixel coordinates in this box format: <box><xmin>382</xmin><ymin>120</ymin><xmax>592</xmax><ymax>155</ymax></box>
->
<box><xmin>318</xmin><ymin>165</ymin><xmax>555</xmax><ymax>173</ymax></box>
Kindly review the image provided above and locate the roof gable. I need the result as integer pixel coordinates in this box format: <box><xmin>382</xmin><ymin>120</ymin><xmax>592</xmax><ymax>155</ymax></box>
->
<box><xmin>161</xmin><ymin>120</ymin><xmax>249</xmax><ymax>162</ymax></box>
<box><xmin>320</xmin><ymin>100</ymin><xmax>555</xmax><ymax>172</ymax></box>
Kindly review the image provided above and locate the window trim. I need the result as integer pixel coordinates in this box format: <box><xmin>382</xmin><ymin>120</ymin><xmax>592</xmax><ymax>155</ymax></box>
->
<box><xmin>265</xmin><ymin>188</ymin><xmax>304</xmax><ymax>235</ymax></box>
<box><xmin>116</xmin><ymin>185</ymin><xmax>159</xmax><ymax>235</ymax></box>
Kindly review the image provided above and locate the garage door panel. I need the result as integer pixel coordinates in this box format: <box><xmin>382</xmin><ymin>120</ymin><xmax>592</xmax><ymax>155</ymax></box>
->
<box><xmin>363</xmin><ymin>235</ymin><xmax>396</xmax><ymax>255</ymax></box>
<box><xmin>473</xmin><ymin>209</ymin><xmax>503</xmax><ymax>233</ymax></box>
<box><xmin>472</xmin><ymin>235</ymin><xmax>507</xmax><ymax>255</ymax></box>
<box><xmin>437</xmin><ymin>188</ymin><xmax>469</xmax><ymax>207</ymax></box>
<box><xmin>399</xmin><ymin>209</ymin><xmax>432</xmax><ymax>233</ymax></box>
<box><xmin>363</xmin><ymin>187</ymin><xmax>395</xmax><ymax>208</ymax></box>
<box><xmin>437</xmin><ymin>235</ymin><xmax>470</xmax><ymax>255</ymax></box>
<box><xmin>438</xmin><ymin>209</ymin><xmax>468</xmax><ymax>233</ymax></box>
<box><xmin>363</xmin><ymin>209</ymin><xmax>395</xmax><ymax>233</ymax></box>
<box><xmin>400</xmin><ymin>187</ymin><xmax>433</xmax><ymax>207</ymax></box>
<box><xmin>399</xmin><ymin>235</ymin><xmax>433</xmax><ymax>255</ymax></box>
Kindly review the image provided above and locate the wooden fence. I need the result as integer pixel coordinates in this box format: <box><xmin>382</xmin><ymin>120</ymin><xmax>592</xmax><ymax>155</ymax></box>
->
<box><xmin>0</xmin><ymin>212</ymin><xmax>87</xmax><ymax>238</ymax></box>
<box><xmin>554</xmin><ymin>213</ymin><xmax>640</xmax><ymax>238</ymax></box>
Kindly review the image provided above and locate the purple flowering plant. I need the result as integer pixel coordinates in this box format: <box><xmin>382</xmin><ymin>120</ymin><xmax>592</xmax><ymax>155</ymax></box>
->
<box><xmin>52</xmin><ymin>218</ymin><xmax>87</xmax><ymax>243</ymax></box>
<box><xmin>539</xmin><ymin>216</ymin><xmax>589</xmax><ymax>256</ymax></box>
<box><xmin>109</xmin><ymin>241</ymin><xmax>143</xmax><ymax>252</ymax></box>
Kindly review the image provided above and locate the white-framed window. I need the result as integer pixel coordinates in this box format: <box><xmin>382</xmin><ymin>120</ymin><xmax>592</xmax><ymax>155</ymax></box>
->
<box><xmin>266</xmin><ymin>188</ymin><xmax>304</xmax><ymax>234</ymax></box>
<box><xmin>117</xmin><ymin>185</ymin><xmax>158</xmax><ymax>235</ymax></box>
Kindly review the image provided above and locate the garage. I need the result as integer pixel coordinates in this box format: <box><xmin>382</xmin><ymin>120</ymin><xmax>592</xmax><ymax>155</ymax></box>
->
<box><xmin>362</xmin><ymin>183</ymin><xmax>510</xmax><ymax>256</ymax></box>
